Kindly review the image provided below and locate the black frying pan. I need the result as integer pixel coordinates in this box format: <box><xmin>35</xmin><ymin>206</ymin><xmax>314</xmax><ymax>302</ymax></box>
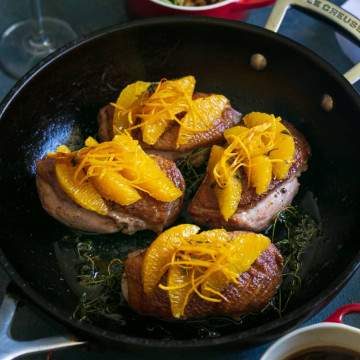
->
<box><xmin>0</xmin><ymin>0</ymin><xmax>360</xmax><ymax>357</ymax></box>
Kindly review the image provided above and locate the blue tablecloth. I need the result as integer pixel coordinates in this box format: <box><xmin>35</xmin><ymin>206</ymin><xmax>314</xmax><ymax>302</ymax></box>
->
<box><xmin>0</xmin><ymin>1</ymin><xmax>359</xmax><ymax>359</ymax></box>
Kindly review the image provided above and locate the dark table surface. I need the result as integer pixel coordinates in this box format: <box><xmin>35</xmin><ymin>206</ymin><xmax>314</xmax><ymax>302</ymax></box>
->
<box><xmin>0</xmin><ymin>1</ymin><xmax>359</xmax><ymax>359</ymax></box>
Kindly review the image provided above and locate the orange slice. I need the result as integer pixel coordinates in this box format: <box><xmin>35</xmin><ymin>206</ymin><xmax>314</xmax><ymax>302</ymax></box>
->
<box><xmin>139</xmin><ymin>76</ymin><xmax>196</xmax><ymax>145</ymax></box>
<box><xmin>228</xmin><ymin>233</ymin><xmax>270</xmax><ymax>275</ymax></box>
<box><xmin>117</xmin><ymin>138</ymin><xmax>183</xmax><ymax>202</ymax></box>
<box><xmin>223</xmin><ymin>126</ymin><xmax>249</xmax><ymax>143</ymax></box>
<box><xmin>55</xmin><ymin>161</ymin><xmax>108</xmax><ymax>215</ymax></box>
<box><xmin>207</xmin><ymin>145</ymin><xmax>224</xmax><ymax>180</ymax></box>
<box><xmin>269</xmin><ymin>133</ymin><xmax>295</xmax><ymax>179</ymax></box>
<box><xmin>177</xmin><ymin>94</ymin><xmax>228</xmax><ymax>146</ymax></box>
<box><xmin>243</xmin><ymin>111</ymin><xmax>288</xmax><ymax>134</ymax></box>
<box><xmin>215</xmin><ymin>176</ymin><xmax>242</xmax><ymax>221</ymax></box>
<box><xmin>142</xmin><ymin>224</ymin><xmax>200</xmax><ymax>294</ymax></box>
<box><xmin>91</xmin><ymin>171</ymin><xmax>141</xmax><ymax>206</ymax></box>
<box><xmin>113</xmin><ymin>81</ymin><xmax>150</xmax><ymax>131</ymax></box>
<box><xmin>249</xmin><ymin>155</ymin><xmax>272</xmax><ymax>195</ymax></box>
<box><xmin>167</xmin><ymin>265</ymin><xmax>192</xmax><ymax>319</ymax></box>
<box><xmin>142</xmin><ymin>119</ymin><xmax>169</xmax><ymax>145</ymax></box>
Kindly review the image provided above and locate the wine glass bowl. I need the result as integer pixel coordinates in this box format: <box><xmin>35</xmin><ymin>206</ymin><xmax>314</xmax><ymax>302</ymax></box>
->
<box><xmin>0</xmin><ymin>1</ymin><xmax>77</xmax><ymax>79</ymax></box>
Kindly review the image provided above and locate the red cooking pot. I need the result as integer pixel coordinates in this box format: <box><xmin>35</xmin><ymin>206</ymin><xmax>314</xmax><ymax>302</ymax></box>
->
<box><xmin>261</xmin><ymin>304</ymin><xmax>360</xmax><ymax>359</ymax></box>
<box><xmin>127</xmin><ymin>0</ymin><xmax>275</xmax><ymax>20</ymax></box>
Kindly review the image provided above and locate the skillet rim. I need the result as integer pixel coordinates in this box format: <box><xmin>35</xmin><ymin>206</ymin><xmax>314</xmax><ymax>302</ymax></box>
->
<box><xmin>0</xmin><ymin>16</ymin><xmax>359</xmax><ymax>349</ymax></box>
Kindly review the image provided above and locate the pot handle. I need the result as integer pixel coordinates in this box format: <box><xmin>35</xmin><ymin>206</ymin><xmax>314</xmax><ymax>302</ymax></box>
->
<box><xmin>325</xmin><ymin>303</ymin><xmax>360</xmax><ymax>324</ymax></box>
<box><xmin>265</xmin><ymin>0</ymin><xmax>360</xmax><ymax>85</ymax></box>
<box><xmin>233</xmin><ymin>0</ymin><xmax>275</xmax><ymax>9</ymax></box>
<box><xmin>0</xmin><ymin>293</ymin><xmax>85</xmax><ymax>360</ymax></box>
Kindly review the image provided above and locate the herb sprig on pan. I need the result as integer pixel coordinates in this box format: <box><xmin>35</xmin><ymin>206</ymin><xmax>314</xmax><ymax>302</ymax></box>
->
<box><xmin>176</xmin><ymin>147</ymin><xmax>209</xmax><ymax>201</ymax></box>
<box><xmin>73</xmin><ymin>241</ymin><xmax>124</xmax><ymax>321</ymax></box>
<box><xmin>267</xmin><ymin>206</ymin><xmax>320</xmax><ymax>315</ymax></box>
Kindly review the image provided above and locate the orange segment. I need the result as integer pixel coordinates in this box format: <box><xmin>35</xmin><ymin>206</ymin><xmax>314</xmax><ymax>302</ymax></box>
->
<box><xmin>134</xmin><ymin>165</ymin><xmax>183</xmax><ymax>202</ymax></box>
<box><xmin>142</xmin><ymin>224</ymin><xmax>200</xmax><ymax>294</ymax></box>
<box><xmin>55</xmin><ymin>161</ymin><xmax>108</xmax><ymax>215</ymax></box>
<box><xmin>209</xmin><ymin>145</ymin><xmax>242</xmax><ymax>221</ymax></box>
<box><xmin>167</xmin><ymin>265</ymin><xmax>192</xmax><ymax>319</ymax></box>
<box><xmin>142</xmin><ymin>119</ymin><xmax>169</xmax><ymax>145</ymax></box>
<box><xmin>113</xmin><ymin>81</ymin><xmax>150</xmax><ymax>131</ymax></box>
<box><xmin>172</xmin><ymin>75</ymin><xmax>196</xmax><ymax>96</ymax></box>
<box><xmin>223</xmin><ymin>126</ymin><xmax>249</xmax><ymax>143</ymax></box>
<box><xmin>166</xmin><ymin>75</ymin><xmax>196</xmax><ymax>98</ymax></box>
<box><xmin>116</xmin><ymin>81</ymin><xmax>150</xmax><ymax>109</ymax></box>
<box><xmin>201</xmin><ymin>271</ymin><xmax>228</xmax><ymax>299</ymax></box>
<box><xmin>165</xmin><ymin>229</ymin><xmax>230</xmax><ymax>318</ymax></box>
<box><xmin>243</xmin><ymin>112</ymin><xmax>277</xmax><ymax>128</ymax></box>
<box><xmin>74</xmin><ymin>134</ymin><xmax>182</xmax><ymax>204</ymax></box>
<box><xmin>270</xmin><ymin>133</ymin><xmax>295</xmax><ymax>179</ymax></box>
<box><xmin>203</xmin><ymin>233</ymin><xmax>270</xmax><ymax>296</ymax></box>
<box><xmin>112</xmin><ymin>135</ymin><xmax>182</xmax><ymax>202</ymax></box>
<box><xmin>84</xmin><ymin>136</ymin><xmax>99</xmax><ymax>147</ymax></box>
<box><xmin>191</xmin><ymin>229</ymin><xmax>230</xmax><ymax>244</ymax></box>
<box><xmin>243</xmin><ymin>112</ymin><xmax>288</xmax><ymax>135</ymax></box>
<box><xmin>177</xmin><ymin>94</ymin><xmax>228</xmax><ymax>146</ymax></box>
<box><xmin>207</xmin><ymin>145</ymin><xmax>224</xmax><ymax>180</ymax></box>
<box><xmin>122</xmin><ymin>153</ymin><xmax>183</xmax><ymax>202</ymax></box>
<box><xmin>227</xmin><ymin>233</ymin><xmax>270</xmax><ymax>275</ymax></box>
<box><xmin>249</xmin><ymin>155</ymin><xmax>272</xmax><ymax>195</ymax></box>
<box><xmin>139</xmin><ymin>76</ymin><xmax>195</xmax><ymax>145</ymax></box>
<box><xmin>91</xmin><ymin>171</ymin><xmax>141</xmax><ymax>206</ymax></box>
<box><xmin>215</xmin><ymin>176</ymin><xmax>242</xmax><ymax>221</ymax></box>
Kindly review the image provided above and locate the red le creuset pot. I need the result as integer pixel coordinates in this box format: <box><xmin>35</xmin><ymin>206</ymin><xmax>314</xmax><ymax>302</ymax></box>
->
<box><xmin>127</xmin><ymin>0</ymin><xmax>275</xmax><ymax>20</ymax></box>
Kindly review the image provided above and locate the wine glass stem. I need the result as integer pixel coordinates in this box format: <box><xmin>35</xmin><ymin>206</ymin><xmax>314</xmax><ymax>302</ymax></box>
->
<box><xmin>30</xmin><ymin>0</ymin><xmax>51</xmax><ymax>47</ymax></box>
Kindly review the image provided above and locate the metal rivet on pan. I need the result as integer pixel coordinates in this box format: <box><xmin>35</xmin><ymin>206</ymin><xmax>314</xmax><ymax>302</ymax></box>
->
<box><xmin>321</xmin><ymin>94</ymin><xmax>334</xmax><ymax>112</ymax></box>
<box><xmin>250</xmin><ymin>53</ymin><xmax>267</xmax><ymax>71</ymax></box>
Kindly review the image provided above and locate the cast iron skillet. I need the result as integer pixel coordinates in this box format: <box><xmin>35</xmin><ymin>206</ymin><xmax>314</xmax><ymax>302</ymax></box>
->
<box><xmin>0</xmin><ymin>0</ymin><xmax>360</xmax><ymax>356</ymax></box>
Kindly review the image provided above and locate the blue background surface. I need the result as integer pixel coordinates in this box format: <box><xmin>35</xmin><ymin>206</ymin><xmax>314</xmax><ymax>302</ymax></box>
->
<box><xmin>0</xmin><ymin>1</ymin><xmax>359</xmax><ymax>359</ymax></box>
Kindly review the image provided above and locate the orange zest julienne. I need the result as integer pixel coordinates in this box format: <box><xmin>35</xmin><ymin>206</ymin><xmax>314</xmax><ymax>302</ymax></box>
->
<box><xmin>47</xmin><ymin>133</ymin><xmax>183</xmax><ymax>215</ymax></box>
<box><xmin>212</xmin><ymin>112</ymin><xmax>295</xmax><ymax>221</ymax></box>
<box><xmin>110</xmin><ymin>76</ymin><xmax>228</xmax><ymax>147</ymax></box>
<box><xmin>142</xmin><ymin>226</ymin><xmax>270</xmax><ymax>318</ymax></box>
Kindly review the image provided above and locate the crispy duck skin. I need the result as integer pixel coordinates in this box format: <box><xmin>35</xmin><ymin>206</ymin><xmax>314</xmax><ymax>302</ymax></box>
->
<box><xmin>187</xmin><ymin>122</ymin><xmax>311</xmax><ymax>232</ymax></box>
<box><xmin>36</xmin><ymin>155</ymin><xmax>185</xmax><ymax>235</ymax></box>
<box><xmin>97</xmin><ymin>92</ymin><xmax>241</xmax><ymax>159</ymax></box>
<box><xmin>121</xmin><ymin>240</ymin><xmax>283</xmax><ymax>320</ymax></box>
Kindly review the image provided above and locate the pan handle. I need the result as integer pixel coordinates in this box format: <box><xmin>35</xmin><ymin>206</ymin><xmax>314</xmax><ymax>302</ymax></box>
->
<box><xmin>324</xmin><ymin>303</ymin><xmax>360</xmax><ymax>324</ymax></box>
<box><xmin>0</xmin><ymin>293</ymin><xmax>85</xmax><ymax>360</ymax></box>
<box><xmin>265</xmin><ymin>0</ymin><xmax>360</xmax><ymax>85</ymax></box>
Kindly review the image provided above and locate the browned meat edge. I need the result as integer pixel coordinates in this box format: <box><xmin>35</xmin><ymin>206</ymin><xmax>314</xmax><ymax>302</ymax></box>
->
<box><xmin>187</xmin><ymin>121</ymin><xmax>311</xmax><ymax>230</ymax></box>
<box><xmin>36</xmin><ymin>155</ymin><xmax>185</xmax><ymax>235</ymax></box>
<box><xmin>97</xmin><ymin>92</ymin><xmax>241</xmax><ymax>157</ymax></box>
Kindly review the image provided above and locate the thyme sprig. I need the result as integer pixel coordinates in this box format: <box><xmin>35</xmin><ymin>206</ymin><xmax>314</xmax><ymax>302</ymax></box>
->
<box><xmin>176</xmin><ymin>147</ymin><xmax>209</xmax><ymax>200</ymax></box>
<box><xmin>73</xmin><ymin>241</ymin><xmax>124</xmax><ymax>321</ymax></box>
<box><xmin>267</xmin><ymin>206</ymin><xmax>320</xmax><ymax>315</ymax></box>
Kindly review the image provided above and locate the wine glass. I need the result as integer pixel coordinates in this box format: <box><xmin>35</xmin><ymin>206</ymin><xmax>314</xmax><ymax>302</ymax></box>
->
<box><xmin>0</xmin><ymin>0</ymin><xmax>77</xmax><ymax>79</ymax></box>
